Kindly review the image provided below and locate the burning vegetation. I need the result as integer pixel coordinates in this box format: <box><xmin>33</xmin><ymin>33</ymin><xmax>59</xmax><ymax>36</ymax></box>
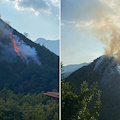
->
<box><xmin>0</xmin><ymin>19</ymin><xmax>40</xmax><ymax>65</ymax></box>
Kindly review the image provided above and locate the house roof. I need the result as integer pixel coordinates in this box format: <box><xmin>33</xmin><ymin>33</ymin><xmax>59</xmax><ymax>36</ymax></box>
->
<box><xmin>43</xmin><ymin>92</ymin><xmax>59</xmax><ymax>99</ymax></box>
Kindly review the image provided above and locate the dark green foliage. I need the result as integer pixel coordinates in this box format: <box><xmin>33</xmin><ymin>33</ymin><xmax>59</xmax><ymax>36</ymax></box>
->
<box><xmin>0</xmin><ymin>61</ymin><xmax>58</xmax><ymax>94</ymax></box>
<box><xmin>61</xmin><ymin>62</ymin><xmax>65</xmax><ymax>81</ymax></box>
<box><xmin>62</xmin><ymin>80</ymin><xmax>101</xmax><ymax>120</ymax></box>
<box><xmin>0</xmin><ymin>89</ymin><xmax>59</xmax><ymax>120</ymax></box>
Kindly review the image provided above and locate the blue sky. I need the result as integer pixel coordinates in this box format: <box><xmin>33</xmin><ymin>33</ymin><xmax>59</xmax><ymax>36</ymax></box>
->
<box><xmin>0</xmin><ymin>0</ymin><xmax>59</xmax><ymax>41</ymax></box>
<box><xmin>61</xmin><ymin>0</ymin><xmax>120</xmax><ymax>65</ymax></box>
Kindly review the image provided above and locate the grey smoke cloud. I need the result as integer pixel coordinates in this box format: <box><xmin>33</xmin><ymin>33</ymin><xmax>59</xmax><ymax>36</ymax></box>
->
<box><xmin>0</xmin><ymin>19</ymin><xmax>13</xmax><ymax>42</ymax></box>
<box><xmin>10</xmin><ymin>33</ymin><xmax>41</xmax><ymax>65</ymax></box>
<box><xmin>0</xmin><ymin>19</ymin><xmax>40</xmax><ymax>65</ymax></box>
<box><xmin>0</xmin><ymin>20</ymin><xmax>18</xmax><ymax>62</ymax></box>
<box><xmin>94</xmin><ymin>55</ymin><xmax>120</xmax><ymax>86</ymax></box>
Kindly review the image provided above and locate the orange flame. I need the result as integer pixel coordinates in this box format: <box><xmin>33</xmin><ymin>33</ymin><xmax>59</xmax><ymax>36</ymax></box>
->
<box><xmin>9</xmin><ymin>32</ymin><xmax>24</xmax><ymax>62</ymax></box>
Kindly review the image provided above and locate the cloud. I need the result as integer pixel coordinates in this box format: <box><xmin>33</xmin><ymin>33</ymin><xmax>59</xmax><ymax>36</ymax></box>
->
<box><xmin>51</xmin><ymin>0</ymin><xmax>60</xmax><ymax>7</ymax></box>
<box><xmin>4</xmin><ymin>0</ymin><xmax>60</xmax><ymax>16</ymax></box>
<box><xmin>5</xmin><ymin>0</ymin><xmax>51</xmax><ymax>15</ymax></box>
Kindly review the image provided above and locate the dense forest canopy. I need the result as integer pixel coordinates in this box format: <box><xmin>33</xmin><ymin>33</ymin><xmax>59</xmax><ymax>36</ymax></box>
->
<box><xmin>0</xmin><ymin>89</ymin><xmax>59</xmax><ymax>120</ymax></box>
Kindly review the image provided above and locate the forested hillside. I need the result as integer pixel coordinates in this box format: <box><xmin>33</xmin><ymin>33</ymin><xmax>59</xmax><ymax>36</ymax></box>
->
<box><xmin>65</xmin><ymin>55</ymin><xmax>120</xmax><ymax>120</ymax></box>
<box><xmin>0</xmin><ymin>19</ymin><xmax>59</xmax><ymax>94</ymax></box>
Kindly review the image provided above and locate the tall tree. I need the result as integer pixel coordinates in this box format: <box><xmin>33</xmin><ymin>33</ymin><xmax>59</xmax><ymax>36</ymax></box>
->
<box><xmin>61</xmin><ymin>63</ymin><xmax>101</xmax><ymax>120</ymax></box>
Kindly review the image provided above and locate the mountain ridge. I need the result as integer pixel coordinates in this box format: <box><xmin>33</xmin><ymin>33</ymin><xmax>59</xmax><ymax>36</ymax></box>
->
<box><xmin>35</xmin><ymin>38</ymin><xmax>59</xmax><ymax>56</ymax></box>
<box><xmin>63</xmin><ymin>63</ymin><xmax>89</xmax><ymax>78</ymax></box>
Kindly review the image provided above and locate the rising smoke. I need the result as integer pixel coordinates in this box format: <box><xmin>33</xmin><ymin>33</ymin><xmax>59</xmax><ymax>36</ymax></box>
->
<box><xmin>91</xmin><ymin>1</ymin><xmax>120</xmax><ymax>80</ymax></box>
<box><xmin>0</xmin><ymin>19</ymin><xmax>41</xmax><ymax>65</ymax></box>
<box><xmin>77</xmin><ymin>0</ymin><xmax>120</xmax><ymax>60</ymax></box>
<box><xmin>90</xmin><ymin>15</ymin><xmax>120</xmax><ymax>57</ymax></box>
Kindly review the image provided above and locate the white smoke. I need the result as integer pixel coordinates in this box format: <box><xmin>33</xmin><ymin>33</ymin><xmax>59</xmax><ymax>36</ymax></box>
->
<box><xmin>0</xmin><ymin>19</ymin><xmax>41</xmax><ymax>65</ymax></box>
<box><xmin>19</xmin><ymin>44</ymin><xmax>40</xmax><ymax>65</ymax></box>
<box><xmin>10</xmin><ymin>33</ymin><xmax>41</xmax><ymax>65</ymax></box>
<box><xmin>94</xmin><ymin>55</ymin><xmax>120</xmax><ymax>86</ymax></box>
<box><xmin>0</xmin><ymin>19</ymin><xmax>13</xmax><ymax>40</ymax></box>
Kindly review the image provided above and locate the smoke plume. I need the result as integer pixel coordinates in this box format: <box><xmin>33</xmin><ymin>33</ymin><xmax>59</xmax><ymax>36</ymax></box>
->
<box><xmin>87</xmin><ymin>15</ymin><xmax>120</xmax><ymax>57</ymax></box>
<box><xmin>75</xmin><ymin>0</ymin><xmax>120</xmax><ymax>60</ymax></box>
<box><xmin>0</xmin><ymin>19</ymin><xmax>40</xmax><ymax>65</ymax></box>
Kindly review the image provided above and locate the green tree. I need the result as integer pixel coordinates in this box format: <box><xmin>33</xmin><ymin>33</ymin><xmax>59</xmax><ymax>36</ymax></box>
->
<box><xmin>61</xmin><ymin>62</ymin><xmax>65</xmax><ymax>81</ymax></box>
<box><xmin>0</xmin><ymin>89</ymin><xmax>58</xmax><ymax>120</ymax></box>
<box><xmin>61</xmin><ymin>63</ymin><xmax>101</xmax><ymax>120</ymax></box>
<box><xmin>24</xmin><ymin>32</ymin><xmax>29</xmax><ymax>38</ymax></box>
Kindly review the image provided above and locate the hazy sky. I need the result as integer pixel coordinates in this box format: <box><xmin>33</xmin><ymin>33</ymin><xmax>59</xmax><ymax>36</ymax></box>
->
<box><xmin>0</xmin><ymin>0</ymin><xmax>59</xmax><ymax>41</ymax></box>
<box><xmin>61</xmin><ymin>0</ymin><xmax>120</xmax><ymax>65</ymax></box>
